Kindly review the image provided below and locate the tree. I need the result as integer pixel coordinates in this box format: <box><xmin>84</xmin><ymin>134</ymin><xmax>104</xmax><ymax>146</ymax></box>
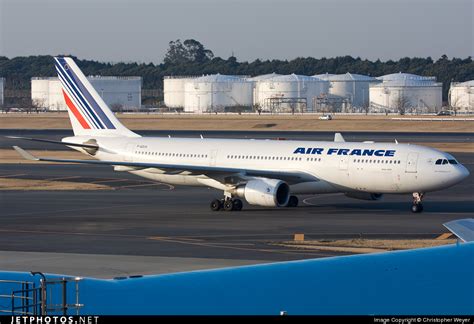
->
<box><xmin>449</xmin><ymin>94</ymin><xmax>461</xmax><ymax>116</ymax></box>
<box><xmin>394</xmin><ymin>93</ymin><xmax>411</xmax><ymax>115</ymax></box>
<box><xmin>110</xmin><ymin>103</ymin><xmax>124</xmax><ymax>113</ymax></box>
<box><xmin>183</xmin><ymin>39</ymin><xmax>214</xmax><ymax>63</ymax></box>
<box><xmin>362</xmin><ymin>102</ymin><xmax>370</xmax><ymax>115</ymax></box>
<box><xmin>164</xmin><ymin>39</ymin><xmax>214</xmax><ymax>65</ymax></box>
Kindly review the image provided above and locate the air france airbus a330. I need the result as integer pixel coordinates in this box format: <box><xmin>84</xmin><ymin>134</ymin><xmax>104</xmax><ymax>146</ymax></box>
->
<box><xmin>11</xmin><ymin>57</ymin><xmax>470</xmax><ymax>213</ymax></box>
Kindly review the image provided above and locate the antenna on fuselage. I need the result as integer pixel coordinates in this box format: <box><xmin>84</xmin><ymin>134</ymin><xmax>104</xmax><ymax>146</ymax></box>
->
<box><xmin>334</xmin><ymin>133</ymin><xmax>345</xmax><ymax>142</ymax></box>
<box><xmin>395</xmin><ymin>139</ymin><xmax>399</xmax><ymax>144</ymax></box>
<box><xmin>200</xmin><ymin>134</ymin><xmax>204</xmax><ymax>139</ymax></box>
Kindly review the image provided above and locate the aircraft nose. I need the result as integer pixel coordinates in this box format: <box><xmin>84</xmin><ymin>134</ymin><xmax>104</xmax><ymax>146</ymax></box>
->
<box><xmin>457</xmin><ymin>164</ymin><xmax>470</xmax><ymax>181</ymax></box>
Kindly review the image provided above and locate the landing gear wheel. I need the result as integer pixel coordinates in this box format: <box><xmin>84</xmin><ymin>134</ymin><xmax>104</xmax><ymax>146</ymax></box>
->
<box><xmin>223</xmin><ymin>199</ymin><xmax>234</xmax><ymax>211</ymax></box>
<box><xmin>411</xmin><ymin>204</ymin><xmax>423</xmax><ymax>213</ymax></box>
<box><xmin>210</xmin><ymin>199</ymin><xmax>222</xmax><ymax>211</ymax></box>
<box><xmin>411</xmin><ymin>192</ymin><xmax>424</xmax><ymax>213</ymax></box>
<box><xmin>232</xmin><ymin>199</ymin><xmax>243</xmax><ymax>211</ymax></box>
<box><xmin>287</xmin><ymin>196</ymin><xmax>299</xmax><ymax>207</ymax></box>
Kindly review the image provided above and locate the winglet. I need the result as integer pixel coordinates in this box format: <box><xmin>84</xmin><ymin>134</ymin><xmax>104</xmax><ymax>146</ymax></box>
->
<box><xmin>13</xmin><ymin>146</ymin><xmax>40</xmax><ymax>161</ymax></box>
<box><xmin>443</xmin><ymin>218</ymin><xmax>474</xmax><ymax>242</ymax></box>
<box><xmin>334</xmin><ymin>133</ymin><xmax>345</xmax><ymax>142</ymax></box>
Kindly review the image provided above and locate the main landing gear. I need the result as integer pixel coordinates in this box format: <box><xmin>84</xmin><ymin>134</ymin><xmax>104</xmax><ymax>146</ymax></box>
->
<box><xmin>210</xmin><ymin>195</ymin><xmax>299</xmax><ymax>211</ymax></box>
<box><xmin>210</xmin><ymin>198</ymin><xmax>243</xmax><ymax>212</ymax></box>
<box><xmin>411</xmin><ymin>192</ymin><xmax>424</xmax><ymax>213</ymax></box>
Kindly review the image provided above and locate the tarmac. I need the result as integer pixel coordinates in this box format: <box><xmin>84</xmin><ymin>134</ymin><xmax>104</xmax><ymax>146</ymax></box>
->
<box><xmin>0</xmin><ymin>130</ymin><xmax>472</xmax><ymax>278</ymax></box>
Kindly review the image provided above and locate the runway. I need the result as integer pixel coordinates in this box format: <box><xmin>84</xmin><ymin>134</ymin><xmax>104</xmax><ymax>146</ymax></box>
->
<box><xmin>0</xmin><ymin>130</ymin><xmax>472</xmax><ymax>278</ymax></box>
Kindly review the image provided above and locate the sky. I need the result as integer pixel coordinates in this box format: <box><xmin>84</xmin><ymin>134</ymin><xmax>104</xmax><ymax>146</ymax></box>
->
<box><xmin>0</xmin><ymin>0</ymin><xmax>472</xmax><ymax>64</ymax></box>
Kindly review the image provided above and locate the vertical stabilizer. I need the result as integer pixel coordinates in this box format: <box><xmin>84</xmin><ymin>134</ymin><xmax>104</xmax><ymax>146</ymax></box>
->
<box><xmin>53</xmin><ymin>57</ymin><xmax>139</xmax><ymax>137</ymax></box>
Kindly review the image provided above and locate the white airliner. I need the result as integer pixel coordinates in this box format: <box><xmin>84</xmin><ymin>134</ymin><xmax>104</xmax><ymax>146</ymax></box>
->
<box><xmin>12</xmin><ymin>57</ymin><xmax>470</xmax><ymax>213</ymax></box>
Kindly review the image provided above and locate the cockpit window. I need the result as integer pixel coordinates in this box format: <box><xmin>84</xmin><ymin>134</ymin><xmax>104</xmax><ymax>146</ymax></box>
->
<box><xmin>435</xmin><ymin>158</ymin><xmax>457</xmax><ymax>165</ymax></box>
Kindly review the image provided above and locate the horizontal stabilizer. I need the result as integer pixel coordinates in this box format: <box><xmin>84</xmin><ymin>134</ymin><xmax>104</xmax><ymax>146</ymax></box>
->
<box><xmin>443</xmin><ymin>218</ymin><xmax>474</xmax><ymax>242</ymax></box>
<box><xmin>13</xmin><ymin>146</ymin><xmax>40</xmax><ymax>161</ymax></box>
<box><xmin>7</xmin><ymin>136</ymin><xmax>99</xmax><ymax>149</ymax></box>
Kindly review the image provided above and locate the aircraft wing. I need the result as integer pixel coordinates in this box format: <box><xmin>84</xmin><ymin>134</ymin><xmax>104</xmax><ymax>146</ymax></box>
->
<box><xmin>13</xmin><ymin>146</ymin><xmax>316</xmax><ymax>184</ymax></box>
<box><xmin>443</xmin><ymin>219</ymin><xmax>474</xmax><ymax>242</ymax></box>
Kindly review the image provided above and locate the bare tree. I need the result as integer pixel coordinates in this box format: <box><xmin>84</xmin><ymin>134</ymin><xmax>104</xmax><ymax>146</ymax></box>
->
<box><xmin>449</xmin><ymin>95</ymin><xmax>461</xmax><ymax>116</ymax></box>
<box><xmin>32</xmin><ymin>98</ymin><xmax>47</xmax><ymax>114</ymax></box>
<box><xmin>394</xmin><ymin>94</ymin><xmax>411</xmax><ymax>115</ymax></box>
<box><xmin>253</xmin><ymin>103</ymin><xmax>262</xmax><ymax>115</ymax></box>
<box><xmin>16</xmin><ymin>97</ymin><xmax>35</xmax><ymax>114</ymax></box>
<box><xmin>362</xmin><ymin>102</ymin><xmax>370</xmax><ymax>115</ymax></box>
<box><xmin>110</xmin><ymin>103</ymin><xmax>124</xmax><ymax>113</ymax></box>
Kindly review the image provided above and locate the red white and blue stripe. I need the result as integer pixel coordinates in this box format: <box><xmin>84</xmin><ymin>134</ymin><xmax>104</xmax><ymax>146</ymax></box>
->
<box><xmin>54</xmin><ymin>57</ymin><xmax>115</xmax><ymax>130</ymax></box>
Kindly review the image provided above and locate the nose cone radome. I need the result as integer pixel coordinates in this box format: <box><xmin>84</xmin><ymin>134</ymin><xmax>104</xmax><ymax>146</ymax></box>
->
<box><xmin>458</xmin><ymin>164</ymin><xmax>470</xmax><ymax>182</ymax></box>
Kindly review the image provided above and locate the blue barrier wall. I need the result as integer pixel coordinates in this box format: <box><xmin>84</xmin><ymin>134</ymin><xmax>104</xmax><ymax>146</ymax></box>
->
<box><xmin>1</xmin><ymin>243</ymin><xmax>473</xmax><ymax>315</ymax></box>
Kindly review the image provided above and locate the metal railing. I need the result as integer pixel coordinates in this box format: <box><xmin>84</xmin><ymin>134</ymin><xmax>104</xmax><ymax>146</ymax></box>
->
<box><xmin>0</xmin><ymin>273</ymin><xmax>83</xmax><ymax>315</ymax></box>
<box><xmin>0</xmin><ymin>279</ymin><xmax>40</xmax><ymax>315</ymax></box>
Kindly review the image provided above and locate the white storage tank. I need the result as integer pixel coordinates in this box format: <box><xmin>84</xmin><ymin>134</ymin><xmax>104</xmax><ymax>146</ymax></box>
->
<box><xmin>31</xmin><ymin>78</ymin><xmax>53</xmax><ymax>109</ymax></box>
<box><xmin>255</xmin><ymin>74</ymin><xmax>330</xmax><ymax>112</ymax></box>
<box><xmin>49</xmin><ymin>79</ymin><xmax>67</xmax><ymax>110</ymax></box>
<box><xmin>247</xmin><ymin>73</ymin><xmax>281</xmax><ymax>107</ymax></box>
<box><xmin>449</xmin><ymin>81</ymin><xmax>473</xmax><ymax>113</ymax></box>
<box><xmin>89</xmin><ymin>76</ymin><xmax>141</xmax><ymax>110</ymax></box>
<box><xmin>184</xmin><ymin>74</ymin><xmax>253</xmax><ymax>113</ymax></box>
<box><xmin>369</xmin><ymin>73</ymin><xmax>442</xmax><ymax>113</ymax></box>
<box><xmin>164</xmin><ymin>76</ymin><xmax>198</xmax><ymax>109</ymax></box>
<box><xmin>317</xmin><ymin>73</ymin><xmax>379</xmax><ymax>111</ymax></box>
<box><xmin>0</xmin><ymin>77</ymin><xmax>5</xmax><ymax>106</ymax></box>
<box><xmin>313</xmin><ymin>73</ymin><xmax>335</xmax><ymax>79</ymax></box>
<box><xmin>31</xmin><ymin>76</ymin><xmax>142</xmax><ymax>111</ymax></box>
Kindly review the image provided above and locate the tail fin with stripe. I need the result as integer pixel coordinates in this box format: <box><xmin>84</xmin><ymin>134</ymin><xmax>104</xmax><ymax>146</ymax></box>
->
<box><xmin>54</xmin><ymin>56</ymin><xmax>139</xmax><ymax>137</ymax></box>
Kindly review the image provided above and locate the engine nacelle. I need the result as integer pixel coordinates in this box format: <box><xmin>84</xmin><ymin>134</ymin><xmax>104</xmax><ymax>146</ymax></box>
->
<box><xmin>235</xmin><ymin>179</ymin><xmax>290</xmax><ymax>207</ymax></box>
<box><xmin>345</xmin><ymin>192</ymin><xmax>384</xmax><ymax>201</ymax></box>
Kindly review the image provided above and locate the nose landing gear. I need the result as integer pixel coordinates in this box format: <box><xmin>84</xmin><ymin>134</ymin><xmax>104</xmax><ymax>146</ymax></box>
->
<box><xmin>411</xmin><ymin>192</ymin><xmax>424</xmax><ymax>213</ymax></box>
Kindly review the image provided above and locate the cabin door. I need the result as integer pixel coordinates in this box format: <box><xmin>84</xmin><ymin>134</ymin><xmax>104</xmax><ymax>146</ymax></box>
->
<box><xmin>339</xmin><ymin>155</ymin><xmax>349</xmax><ymax>170</ymax></box>
<box><xmin>405</xmin><ymin>152</ymin><xmax>418</xmax><ymax>173</ymax></box>
<box><xmin>124</xmin><ymin>143</ymin><xmax>135</xmax><ymax>162</ymax></box>
<box><xmin>210</xmin><ymin>149</ymin><xmax>218</xmax><ymax>166</ymax></box>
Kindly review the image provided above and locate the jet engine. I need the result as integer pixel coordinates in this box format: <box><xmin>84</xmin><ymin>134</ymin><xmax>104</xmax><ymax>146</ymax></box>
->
<box><xmin>234</xmin><ymin>178</ymin><xmax>290</xmax><ymax>207</ymax></box>
<box><xmin>345</xmin><ymin>192</ymin><xmax>384</xmax><ymax>201</ymax></box>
